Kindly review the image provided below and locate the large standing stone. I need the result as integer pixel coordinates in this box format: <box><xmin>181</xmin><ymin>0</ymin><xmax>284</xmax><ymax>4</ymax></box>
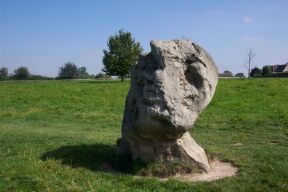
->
<box><xmin>117</xmin><ymin>39</ymin><xmax>218</xmax><ymax>171</ymax></box>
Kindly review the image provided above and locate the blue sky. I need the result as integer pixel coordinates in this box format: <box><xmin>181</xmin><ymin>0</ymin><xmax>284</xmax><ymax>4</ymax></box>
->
<box><xmin>1</xmin><ymin>0</ymin><xmax>287</xmax><ymax>77</ymax></box>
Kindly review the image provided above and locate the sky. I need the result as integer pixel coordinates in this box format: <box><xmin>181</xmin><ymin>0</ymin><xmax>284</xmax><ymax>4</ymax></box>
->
<box><xmin>1</xmin><ymin>0</ymin><xmax>288</xmax><ymax>77</ymax></box>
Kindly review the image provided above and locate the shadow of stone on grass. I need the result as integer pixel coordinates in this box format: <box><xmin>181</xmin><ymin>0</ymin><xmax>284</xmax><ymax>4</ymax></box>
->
<box><xmin>41</xmin><ymin>143</ymin><xmax>115</xmax><ymax>172</ymax></box>
<box><xmin>40</xmin><ymin>144</ymin><xmax>238</xmax><ymax>182</ymax></box>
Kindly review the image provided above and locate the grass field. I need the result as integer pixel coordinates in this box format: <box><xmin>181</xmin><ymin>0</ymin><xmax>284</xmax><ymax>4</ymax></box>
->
<box><xmin>0</xmin><ymin>79</ymin><xmax>287</xmax><ymax>192</ymax></box>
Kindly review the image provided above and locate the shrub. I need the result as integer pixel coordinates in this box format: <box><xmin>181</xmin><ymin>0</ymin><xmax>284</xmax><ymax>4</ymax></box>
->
<box><xmin>250</xmin><ymin>67</ymin><xmax>262</xmax><ymax>78</ymax></box>
<box><xmin>95</xmin><ymin>73</ymin><xmax>110</xmax><ymax>79</ymax></box>
<box><xmin>235</xmin><ymin>73</ymin><xmax>245</xmax><ymax>78</ymax></box>
<box><xmin>262</xmin><ymin>65</ymin><xmax>272</xmax><ymax>77</ymax></box>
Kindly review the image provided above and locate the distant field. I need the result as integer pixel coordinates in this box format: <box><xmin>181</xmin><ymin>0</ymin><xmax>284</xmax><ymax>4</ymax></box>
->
<box><xmin>0</xmin><ymin>79</ymin><xmax>287</xmax><ymax>192</ymax></box>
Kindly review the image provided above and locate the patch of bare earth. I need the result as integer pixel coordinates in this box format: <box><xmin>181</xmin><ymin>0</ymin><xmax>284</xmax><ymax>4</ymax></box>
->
<box><xmin>172</xmin><ymin>160</ymin><xmax>238</xmax><ymax>182</ymax></box>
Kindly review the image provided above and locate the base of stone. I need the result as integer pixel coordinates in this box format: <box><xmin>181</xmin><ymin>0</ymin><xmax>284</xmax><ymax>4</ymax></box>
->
<box><xmin>116</xmin><ymin>132</ymin><xmax>210</xmax><ymax>172</ymax></box>
<box><xmin>166</xmin><ymin>160</ymin><xmax>238</xmax><ymax>182</ymax></box>
<box><xmin>132</xmin><ymin>160</ymin><xmax>238</xmax><ymax>182</ymax></box>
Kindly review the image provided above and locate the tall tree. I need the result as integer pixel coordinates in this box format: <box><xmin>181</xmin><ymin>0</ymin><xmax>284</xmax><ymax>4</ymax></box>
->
<box><xmin>102</xmin><ymin>30</ymin><xmax>142</xmax><ymax>82</ymax></box>
<box><xmin>14</xmin><ymin>66</ymin><xmax>30</xmax><ymax>80</ymax></box>
<box><xmin>58</xmin><ymin>62</ymin><xmax>79</xmax><ymax>79</ymax></box>
<box><xmin>0</xmin><ymin>67</ymin><xmax>8</xmax><ymax>80</ymax></box>
<box><xmin>244</xmin><ymin>47</ymin><xmax>256</xmax><ymax>79</ymax></box>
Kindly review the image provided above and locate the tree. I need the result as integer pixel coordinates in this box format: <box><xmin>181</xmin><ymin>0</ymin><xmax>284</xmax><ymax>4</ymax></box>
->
<box><xmin>0</xmin><ymin>67</ymin><xmax>8</xmax><ymax>80</ymax></box>
<box><xmin>58</xmin><ymin>62</ymin><xmax>79</xmax><ymax>79</ymax></box>
<box><xmin>223</xmin><ymin>70</ymin><xmax>234</xmax><ymax>77</ymax></box>
<box><xmin>235</xmin><ymin>73</ymin><xmax>245</xmax><ymax>78</ymax></box>
<box><xmin>78</xmin><ymin>67</ymin><xmax>89</xmax><ymax>79</ymax></box>
<box><xmin>244</xmin><ymin>47</ymin><xmax>256</xmax><ymax>78</ymax></box>
<box><xmin>95</xmin><ymin>72</ymin><xmax>110</xmax><ymax>79</ymax></box>
<box><xmin>262</xmin><ymin>65</ymin><xmax>272</xmax><ymax>77</ymax></box>
<box><xmin>250</xmin><ymin>67</ymin><xmax>262</xmax><ymax>77</ymax></box>
<box><xmin>219</xmin><ymin>70</ymin><xmax>233</xmax><ymax>77</ymax></box>
<box><xmin>14</xmin><ymin>66</ymin><xmax>30</xmax><ymax>80</ymax></box>
<box><xmin>102</xmin><ymin>30</ymin><xmax>142</xmax><ymax>82</ymax></box>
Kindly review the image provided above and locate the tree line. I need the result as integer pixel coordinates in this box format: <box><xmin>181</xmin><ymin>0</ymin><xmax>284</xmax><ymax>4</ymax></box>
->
<box><xmin>219</xmin><ymin>66</ymin><xmax>273</xmax><ymax>78</ymax></box>
<box><xmin>0</xmin><ymin>65</ymin><xmax>111</xmax><ymax>80</ymax></box>
<box><xmin>1</xmin><ymin>30</ymin><xmax>142</xmax><ymax>81</ymax></box>
<box><xmin>0</xmin><ymin>66</ymin><xmax>53</xmax><ymax>81</ymax></box>
<box><xmin>3</xmin><ymin>30</ymin><xmax>277</xmax><ymax>81</ymax></box>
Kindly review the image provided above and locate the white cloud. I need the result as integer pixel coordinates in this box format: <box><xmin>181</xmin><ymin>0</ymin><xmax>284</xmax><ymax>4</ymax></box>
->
<box><xmin>243</xmin><ymin>16</ymin><xmax>253</xmax><ymax>24</ymax></box>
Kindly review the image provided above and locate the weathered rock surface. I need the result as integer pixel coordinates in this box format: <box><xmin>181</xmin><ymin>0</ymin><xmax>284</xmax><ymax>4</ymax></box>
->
<box><xmin>117</xmin><ymin>39</ymin><xmax>218</xmax><ymax>171</ymax></box>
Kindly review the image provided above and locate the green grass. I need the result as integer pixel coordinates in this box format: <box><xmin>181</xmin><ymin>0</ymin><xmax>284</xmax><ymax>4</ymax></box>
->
<box><xmin>0</xmin><ymin>78</ymin><xmax>287</xmax><ymax>192</ymax></box>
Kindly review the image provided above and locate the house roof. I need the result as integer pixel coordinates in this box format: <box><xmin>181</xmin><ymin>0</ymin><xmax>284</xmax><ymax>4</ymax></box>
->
<box><xmin>275</xmin><ymin>64</ymin><xmax>287</xmax><ymax>73</ymax></box>
<box><xmin>284</xmin><ymin>64</ymin><xmax>288</xmax><ymax>72</ymax></box>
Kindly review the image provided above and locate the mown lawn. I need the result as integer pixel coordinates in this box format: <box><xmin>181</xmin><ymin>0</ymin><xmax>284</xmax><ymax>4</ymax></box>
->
<box><xmin>0</xmin><ymin>79</ymin><xmax>287</xmax><ymax>192</ymax></box>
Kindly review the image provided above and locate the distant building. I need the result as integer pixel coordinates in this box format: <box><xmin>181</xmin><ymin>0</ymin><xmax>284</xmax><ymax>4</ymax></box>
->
<box><xmin>272</xmin><ymin>63</ymin><xmax>288</xmax><ymax>73</ymax></box>
<box><xmin>270</xmin><ymin>63</ymin><xmax>288</xmax><ymax>77</ymax></box>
